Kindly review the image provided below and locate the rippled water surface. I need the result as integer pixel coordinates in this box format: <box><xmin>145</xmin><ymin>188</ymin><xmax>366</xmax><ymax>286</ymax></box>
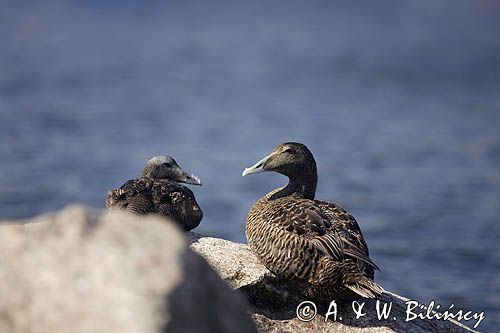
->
<box><xmin>1</xmin><ymin>1</ymin><xmax>499</xmax><ymax>330</ymax></box>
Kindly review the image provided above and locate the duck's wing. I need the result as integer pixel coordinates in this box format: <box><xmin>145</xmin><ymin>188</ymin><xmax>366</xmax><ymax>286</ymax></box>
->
<box><xmin>105</xmin><ymin>178</ymin><xmax>154</xmax><ymax>211</ymax></box>
<box><xmin>315</xmin><ymin>200</ymin><xmax>379</xmax><ymax>270</ymax></box>
<box><xmin>273</xmin><ymin>198</ymin><xmax>378</xmax><ymax>270</ymax></box>
<box><xmin>151</xmin><ymin>180</ymin><xmax>193</xmax><ymax>206</ymax></box>
<box><xmin>152</xmin><ymin>180</ymin><xmax>203</xmax><ymax>230</ymax></box>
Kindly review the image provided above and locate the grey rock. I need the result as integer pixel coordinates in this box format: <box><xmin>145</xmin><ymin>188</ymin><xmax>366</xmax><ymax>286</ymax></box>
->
<box><xmin>0</xmin><ymin>205</ymin><xmax>256</xmax><ymax>333</ymax></box>
<box><xmin>189</xmin><ymin>233</ymin><xmax>479</xmax><ymax>333</ymax></box>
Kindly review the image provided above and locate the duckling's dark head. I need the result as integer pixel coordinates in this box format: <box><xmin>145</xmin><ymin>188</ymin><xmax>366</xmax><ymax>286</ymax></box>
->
<box><xmin>242</xmin><ymin>142</ymin><xmax>317</xmax><ymax>181</ymax></box>
<box><xmin>142</xmin><ymin>156</ymin><xmax>202</xmax><ymax>185</ymax></box>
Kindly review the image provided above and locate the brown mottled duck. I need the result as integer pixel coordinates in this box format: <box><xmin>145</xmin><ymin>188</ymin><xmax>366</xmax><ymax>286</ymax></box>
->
<box><xmin>106</xmin><ymin>156</ymin><xmax>203</xmax><ymax>231</ymax></box>
<box><xmin>242</xmin><ymin>142</ymin><xmax>383</xmax><ymax>301</ymax></box>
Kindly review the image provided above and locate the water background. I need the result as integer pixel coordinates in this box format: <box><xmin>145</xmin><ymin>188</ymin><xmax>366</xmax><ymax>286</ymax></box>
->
<box><xmin>1</xmin><ymin>1</ymin><xmax>499</xmax><ymax>330</ymax></box>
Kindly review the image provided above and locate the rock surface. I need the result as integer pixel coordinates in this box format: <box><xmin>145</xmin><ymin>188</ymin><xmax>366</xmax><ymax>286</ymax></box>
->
<box><xmin>0</xmin><ymin>206</ymin><xmax>256</xmax><ymax>333</ymax></box>
<box><xmin>0</xmin><ymin>205</ymin><xmax>481</xmax><ymax>333</ymax></box>
<box><xmin>189</xmin><ymin>233</ymin><xmax>479</xmax><ymax>333</ymax></box>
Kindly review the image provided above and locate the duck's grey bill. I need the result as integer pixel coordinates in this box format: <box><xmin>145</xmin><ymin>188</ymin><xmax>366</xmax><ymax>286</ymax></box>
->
<box><xmin>183</xmin><ymin>173</ymin><xmax>202</xmax><ymax>186</ymax></box>
<box><xmin>242</xmin><ymin>153</ymin><xmax>274</xmax><ymax>176</ymax></box>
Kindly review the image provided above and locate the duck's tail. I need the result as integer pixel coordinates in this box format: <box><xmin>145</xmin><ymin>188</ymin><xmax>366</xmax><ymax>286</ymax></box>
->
<box><xmin>316</xmin><ymin>258</ymin><xmax>385</xmax><ymax>300</ymax></box>
<box><xmin>346</xmin><ymin>276</ymin><xmax>385</xmax><ymax>298</ymax></box>
<box><xmin>331</xmin><ymin>259</ymin><xmax>385</xmax><ymax>299</ymax></box>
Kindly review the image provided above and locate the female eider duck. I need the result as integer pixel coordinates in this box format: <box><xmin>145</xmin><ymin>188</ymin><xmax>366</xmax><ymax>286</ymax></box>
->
<box><xmin>242</xmin><ymin>142</ymin><xmax>383</xmax><ymax>301</ymax></box>
<box><xmin>106</xmin><ymin>156</ymin><xmax>203</xmax><ymax>231</ymax></box>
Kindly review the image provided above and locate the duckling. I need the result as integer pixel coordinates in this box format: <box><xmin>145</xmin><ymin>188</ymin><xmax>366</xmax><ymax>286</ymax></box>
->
<box><xmin>106</xmin><ymin>156</ymin><xmax>203</xmax><ymax>231</ymax></box>
<box><xmin>242</xmin><ymin>142</ymin><xmax>383</xmax><ymax>301</ymax></box>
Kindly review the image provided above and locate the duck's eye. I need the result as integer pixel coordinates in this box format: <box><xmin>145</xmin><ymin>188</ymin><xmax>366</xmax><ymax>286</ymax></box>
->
<box><xmin>283</xmin><ymin>148</ymin><xmax>294</xmax><ymax>154</ymax></box>
<box><xmin>163</xmin><ymin>163</ymin><xmax>172</xmax><ymax>167</ymax></box>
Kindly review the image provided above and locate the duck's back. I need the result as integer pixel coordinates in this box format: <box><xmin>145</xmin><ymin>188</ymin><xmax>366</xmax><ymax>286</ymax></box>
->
<box><xmin>106</xmin><ymin>177</ymin><xmax>154</xmax><ymax>213</ymax></box>
<box><xmin>106</xmin><ymin>178</ymin><xmax>202</xmax><ymax>230</ymax></box>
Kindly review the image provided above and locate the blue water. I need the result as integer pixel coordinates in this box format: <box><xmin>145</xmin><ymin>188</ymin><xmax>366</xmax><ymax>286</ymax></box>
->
<box><xmin>1</xmin><ymin>1</ymin><xmax>499</xmax><ymax>330</ymax></box>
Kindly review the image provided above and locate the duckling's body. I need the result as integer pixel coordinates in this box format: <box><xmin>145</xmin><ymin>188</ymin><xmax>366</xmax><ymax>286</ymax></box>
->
<box><xmin>243</xmin><ymin>143</ymin><xmax>383</xmax><ymax>301</ymax></box>
<box><xmin>106</xmin><ymin>156</ymin><xmax>203</xmax><ymax>231</ymax></box>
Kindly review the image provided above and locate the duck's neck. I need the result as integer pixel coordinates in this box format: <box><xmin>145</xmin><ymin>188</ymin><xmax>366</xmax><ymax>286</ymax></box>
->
<box><xmin>270</xmin><ymin>169</ymin><xmax>318</xmax><ymax>200</ymax></box>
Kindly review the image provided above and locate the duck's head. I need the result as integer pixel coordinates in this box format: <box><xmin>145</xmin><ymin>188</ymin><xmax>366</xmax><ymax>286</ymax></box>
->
<box><xmin>142</xmin><ymin>156</ymin><xmax>202</xmax><ymax>185</ymax></box>
<box><xmin>242</xmin><ymin>142</ymin><xmax>316</xmax><ymax>180</ymax></box>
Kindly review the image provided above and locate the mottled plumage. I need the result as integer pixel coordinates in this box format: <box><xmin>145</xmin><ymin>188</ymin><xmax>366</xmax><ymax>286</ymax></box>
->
<box><xmin>243</xmin><ymin>143</ymin><xmax>383</xmax><ymax>301</ymax></box>
<box><xmin>106</xmin><ymin>156</ymin><xmax>203</xmax><ymax>231</ymax></box>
